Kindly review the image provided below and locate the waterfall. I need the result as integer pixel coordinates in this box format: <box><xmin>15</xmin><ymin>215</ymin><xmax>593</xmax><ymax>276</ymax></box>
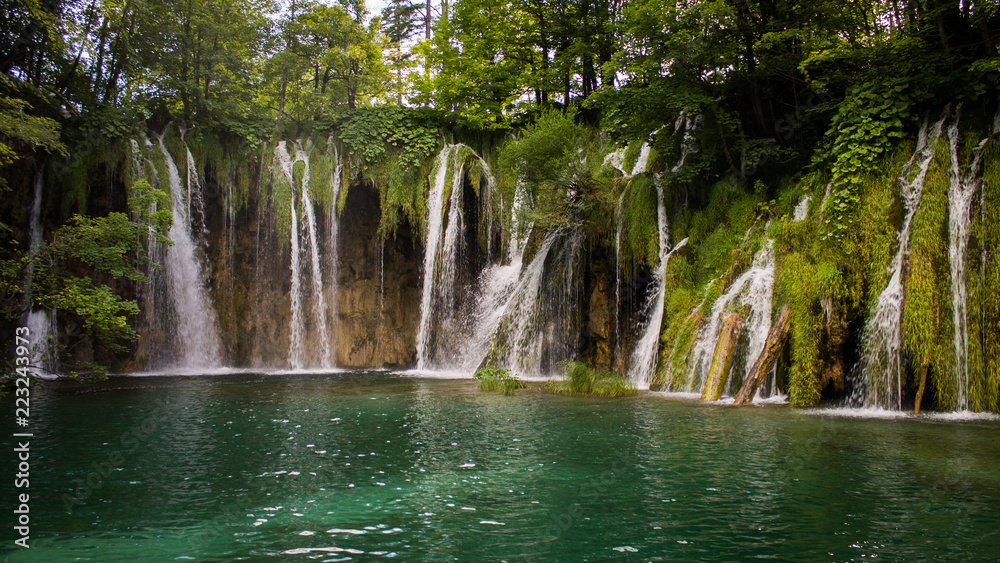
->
<box><xmin>184</xmin><ymin>144</ymin><xmax>208</xmax><ymax>236</ymax></box>
<box><xmin>683</xmin><ymin>237</ymin><xmax>775</xmax><ymax>394</ymax></box>
<box><xmin>663</xmin><ymin>277</ymin><xmax>717</xmax><ymax>389</ymax></box>
<box><xmin>604</xmin><ymin>147</ymin><xmax>630</xmax><ymax>177</ymax></box>
<box><xmin>25</xmin><ymin>169</ymin><xmax>57</xmax><ymax>372</ymax></box>
<box><xmin>415</xmin><ymin>145</ymin><xmax>457</xmax><ymax>368</ymax></box>
<box><xmin>416</xmin><ymin>144</ymin><xmax>492</xmax><ymax>369</ymax></box>
<box><xmin>860</xmin><ymin>113</ymin><xmax>947</xmax><ymax>409</ymax></box>
<box><xmin>946</xmin><ymin>118</ymin><xmax>994</xmax><ymax>409</ymax></box>
<box><xmin>274</xmin><ymin>140</ymin><xmax>331</xmax><ymax>368</ymax></box>
<box><xmin>328</xmin><ymin>141</ymin><xmax>343</xmax><ymax>366</ymax></box>
<box><xmin>739</xmin><ymin>239</ymin><xmax>777</xmax><ymax>394</ymax></box>
<box><xmin>295</xmin><ymin>144</ymin><xmax>331</xmax><ymax>367</ymax></box>
<box><xmin>628</xmin><ymin>176</ymin><xmax>686</xmax><ymax>388</ymax></box>
<box><xmin>629</xmin><ymin>113</ymin><xmax>701</xmax><ymax>388</ymax></box>
<box><xmin>461</xmin><ymin>180</ymin><xmax>532</xmax><ymax>370</ymax></box>
<box><xmin>156</xmin><ymin>130</ymin><xmax>222</xmax><ymax>368</ymax></box>
<box><xmin>501</xmin><ymin>234</ymin><xmax>559</xmax><ymax>375</ymax></box>
<box><xmin>613</xmin><ymin>191</ymin><xmax>625</xmax><ymax>361</ymax></box>
<box><xmin>462</xmin><ymin>250</ymin><xmax>527</xmax><ymax>371</ymax></box>
<box><xmin>631</xmin><ymin>143</ymin><xmax>652</xmax><ymax>176</ymax></box>
<box><xmin>670</xmin><ymin>112</ymin><xmax>702</xmax><ymax>173</ymax></box>
<box><xmin>274</xmin><ymin>142</ymin><xmax>305</xmax><ymax>367</ymax></box>
<box><xmin>484</xmin><ymin>231</ymin><xmax>583</xmax><ymax>375</ymax></box>
<box><xmin>603</xmin><ymin>140</ymin><xmax>652</xmax><ymax>178</ymax></box>
<box><xmin>793</xmin><ymin>195</ymin><xmax>811</xmax><ymax>221</ymax></box>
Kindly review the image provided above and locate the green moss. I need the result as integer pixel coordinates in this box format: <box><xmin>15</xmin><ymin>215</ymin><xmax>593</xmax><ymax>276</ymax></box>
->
<box><xmin>901</xmin><ymin>138</ymin><xmax>953</xmax><ymax>408</ymax></box>
<box><xmin>370</xmin><ymin>146</ymin><xmax>433</xmax><ymax>239</ymax></box>
<box><xmin>979</xmin><ymin>138</ymin><xmax>1000</xmax><ymax>411</ymax></box>
<box><xmin>270</xmin><ymin>143</ymin><xmax>294</xmax><ymax>245</ymax></box>
<box><xmin>844</xmin><ymin>144</ymin><xmax>912</xmax><ymax>313</ymax></box>
<box><xmin>982</xmin><ymin>139</ymin><xmax>1000</xmax><ymax>412</ymax></box>
<box><xmin>775</xmin><ymin>251</ymin><xmax>823</xmax><ymax>406</ymax></box>
<box><xmin>308</xmin><ymin>139</ymin><xmax>334</xmax><ymax>213</ymax></box>
<box><xmin>621</xmin><ymin>140</ymin><xmax>642</xmax><ymax>173</ymax></box>
<box><xmin>618</xmin><ymin>174</ymin><xmax>659</xmax><ymax>267</ymax></box>
<box><xmin>660</xmin><ymin>296</ymin><xmax>705</xmax><ymax>390</ymax></box>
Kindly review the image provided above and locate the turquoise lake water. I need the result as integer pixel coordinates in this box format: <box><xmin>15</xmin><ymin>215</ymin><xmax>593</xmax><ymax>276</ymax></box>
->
<box><xmin>3</xmin><ymin>371</ymin><xmax>999</xmax><ymax>561</ymax></box>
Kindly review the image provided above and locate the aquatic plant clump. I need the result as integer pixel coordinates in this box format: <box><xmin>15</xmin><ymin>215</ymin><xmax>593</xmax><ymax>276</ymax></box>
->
<box><xmin>474</xmin><ymin>367</ymin><xmax>527</xmax><ymax>394</ymax></box>
<box><xmin>544</xmin><ymin>360</ymin><xmax>637</xmax><ymax>397</ymax></box>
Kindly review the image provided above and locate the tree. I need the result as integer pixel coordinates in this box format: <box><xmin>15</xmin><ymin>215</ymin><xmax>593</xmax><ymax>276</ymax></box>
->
<box><xmin>1</xmin><ymin>179</ymin><xmax>172</xmax><ymax>375</ymax></box>
<box><xmin>380</xmin><ymin>0</ymin><xmax>424</xmax><ymax>103</ymax></box>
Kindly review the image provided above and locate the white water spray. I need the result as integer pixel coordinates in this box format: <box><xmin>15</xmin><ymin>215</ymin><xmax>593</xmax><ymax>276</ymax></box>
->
<box><xmin>628</xmin><ymin>176</ymin><xmax>686</xmax><ymax>388</ymax></box>
<box><xmin>328</xmin><ymin>141</ymin><xmax>343</xmax><ymax>366</ymax></box>
<box><xmin>416</xmin><ymin>145</ymin><xmax>494</xmax><ymax>369</ymax></box>
<box><xmin>295</xmin><ymin>144</ymin><xmax>331</xmax><ymax>367</ymax></box>
<box><xmin>793</xmin><ymin>195</ymin><xmax>811</xmax><ymax>221</ymax></box>
<box><xmin>156</xmin><ymin>130</ymin><xmax>222</xmax><ymax>368</ymax></box>
<box><xmin>462</xmin><ymin>180</ymin><xmax>532</xmax><ymax>370</ymax></box>
<box><xmin>945</xmin><ymin>118</ymin><xmax>994</xmax><ymax>409</ymax></box>
<box><xmin>275</xmin><ymin>141</ymin><xmax>331</xmax><ymax>368</ymax></box>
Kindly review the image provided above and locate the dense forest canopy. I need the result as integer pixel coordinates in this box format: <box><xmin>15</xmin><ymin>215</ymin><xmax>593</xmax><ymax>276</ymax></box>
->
<box><xmin>1</xmin><ymin>0</ymin><xmax>998</xmax><ymax>402</ymax></box>
<box><xmin>2</xmin><ymin>0</ymin><xmax>996</xmax><ymax>132</ymax></box>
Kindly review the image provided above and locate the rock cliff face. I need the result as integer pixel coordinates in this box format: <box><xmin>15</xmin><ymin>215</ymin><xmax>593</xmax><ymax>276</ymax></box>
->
<box><xmin>334</xmin><ymin>181</ymin><xmax>421</xmax><ymax>367</ymax></box>
<box><xmin>200</xmin><ymin>176</ymin><xmax>423</xmax><ymax>369</ymax></box>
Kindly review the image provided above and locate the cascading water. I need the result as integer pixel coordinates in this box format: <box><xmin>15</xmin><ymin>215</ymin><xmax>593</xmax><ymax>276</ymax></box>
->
<box><xmin>327</xmin><ymin>141</ymin><xmax>343</xmax><ymax>366</ymax></box>
<box><xmin>613</xmin><ymin>191</ymin><xmax>625</xmax><ymax>360</ymax></box>
<box><xmin>415</xmin><ymin>144</ymin><xmax>494</xmax><ymax>370</ymax></box>
<box><xmin>274</xmin><ymin>143</ymin><xmax>305</xmax><ymax>367</ymax></box>
<box><xmin>682</xmin><ymin>236</ymin><xmax>775</xmax><ymax>395</ymax></box>
<box><xmin>859</xmin><ymin>113</ymin><xmax>947</xmax><ymax>409</ymax></box>
<box><xmin>793</xmin><ymin>195</ymin><xmax>811</xmax><ymax>221</ymax></box>
<box><xmin>604</xmin><ymin>147</ymin><xmax>630</xmax><ymax>177</ymax></box>
<box><xmin>460</xmin><ymin>180</ymin><xmax>532</xmax><ymax>371</ymax></box>
<box><xmin>628</xmin><ymin>176</ymin><xmax>686</xmax><ymax>388</ymax></box>
<box><xmin>415</xmin><ymin>145</ymin><xmax>456</xmax><ymax>368</ymax></box>
<box><xmin>629</xmin><ymin>113</ymin><xmax>701</xmax><ymax>388</ymax></box>
<box><xmin>295</xmin><ymin>144</ymin><xmax>331</xmax><ymax>367</ymax></box>
<box><xmin>738</xmin><ymin>238</ymin><xmax>778</xmax><ymax>396</ymax></box>
<box><xmin>945</xmin><ymin>116</ymin><xmax>996</xmax><ymax>409</ymax></box>
<box><xmin>274</xmin><ymin>141</ymin><xmax>331</xmax><ymax>368</ymax></box>
<box><xmin>631</xmin><ymin>143</ymin><xmax>652</xmax><ymax>176</ymax></box>
<box><xmin>25</xmin><ymin>169</ymin><xmax>57</xmax><ymax>372</ymax></box>
<box><xmin>480</xmin><ymin>231</ymin><xmax>584</xmax><ymax>376</ymax></box>
<box><xmin>670</xmin><ymin>112</ymin><xmax>702</xmax><ymax>173</ymax></box>
<box><xmin>155</xmin><ymin>129</ymin><xmax>222</xmax><ymax>368</ymax></box>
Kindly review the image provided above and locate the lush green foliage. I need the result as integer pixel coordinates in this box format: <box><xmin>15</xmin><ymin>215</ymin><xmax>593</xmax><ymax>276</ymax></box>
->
<box><xmin>1</xmin><ymin>179</ymin><xmax>172</xmax><ymax>374</ymax></box>
<box><xmin>497</xmin><ymin>109</ymin><xmax>595</xmax><ymax>236</ymax></box>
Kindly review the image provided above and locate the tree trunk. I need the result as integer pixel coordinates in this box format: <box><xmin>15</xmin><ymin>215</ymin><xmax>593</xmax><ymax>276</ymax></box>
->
<box><xmin>733</xmin><ymin>303</ymin><xmax>791</xmax><ymax>405</ymax></box>
<box><xmin>914</xmin><ymin>361</ymin><xmax>929</xmax><ymax>414</ymax></box>
<box><xmin>701</xmin><ymin>313</ymin><xmax>744</xmax><ymax>402</ymax></box>
<box><xmin>277</xmin><ymin>66</ymin><xmax>288</xmax><ymax>127</ymax></box>
<box><xmin>426</xmin><ymin>0</ymin><xmax>432</xmax><ymax>40</ymax></box>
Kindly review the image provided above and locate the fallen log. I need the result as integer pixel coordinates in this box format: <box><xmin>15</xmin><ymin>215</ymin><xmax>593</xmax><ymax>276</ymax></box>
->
<box><xmin>733</xmin><ymin>303</ymin><xmax>792</xmax><ymax>405</ymax></box>
<box><xmin>701</xmin><ymin>313</ymin><xmax>744</xmax><ymax>401</ymax></box>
